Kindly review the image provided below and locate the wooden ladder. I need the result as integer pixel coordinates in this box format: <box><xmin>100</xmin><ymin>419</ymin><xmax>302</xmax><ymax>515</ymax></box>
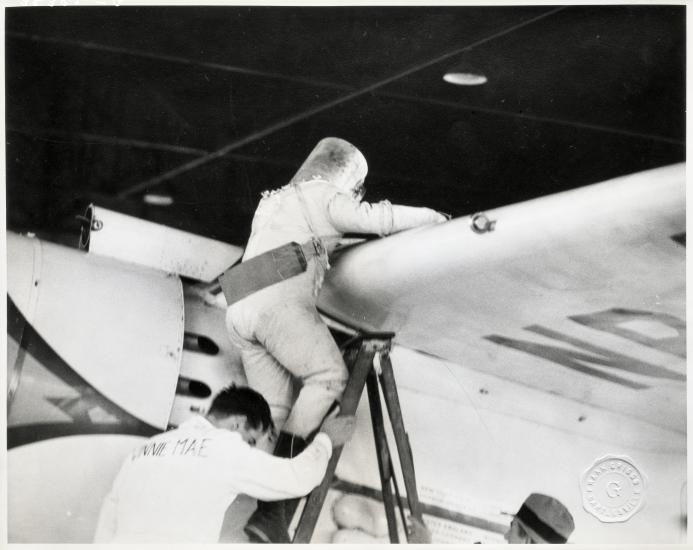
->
<box><xmin>292</xmin><ymin>331</ymin><xmax>424</xmax><ymax>543</ymax></box>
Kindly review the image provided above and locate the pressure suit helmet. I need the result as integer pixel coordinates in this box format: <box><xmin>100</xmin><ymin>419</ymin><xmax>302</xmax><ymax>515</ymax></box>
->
<box><xmin>289</xmin><ymin>137</ymin><xmax>368</xmax><ymax>199</ymax></box>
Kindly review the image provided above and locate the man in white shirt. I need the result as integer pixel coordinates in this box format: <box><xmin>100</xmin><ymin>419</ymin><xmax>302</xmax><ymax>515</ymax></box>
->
<box><xmin>93</xmin><ymin>385</ymin><xmax>355</xmax><ymax>543</ymax></box>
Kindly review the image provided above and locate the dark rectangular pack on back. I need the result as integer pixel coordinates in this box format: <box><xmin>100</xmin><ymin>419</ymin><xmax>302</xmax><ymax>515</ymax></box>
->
<box><xmin>218</xmin><ymin>241</ymin><xmax>309</xmax><ymax>305</ymax></box>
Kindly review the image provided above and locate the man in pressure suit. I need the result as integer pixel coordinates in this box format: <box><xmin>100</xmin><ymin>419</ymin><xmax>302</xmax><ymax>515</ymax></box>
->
<box><xmin>225</xmin><ymin>137</ymin><xmax>446</xmax><ymax>543</ymax></box>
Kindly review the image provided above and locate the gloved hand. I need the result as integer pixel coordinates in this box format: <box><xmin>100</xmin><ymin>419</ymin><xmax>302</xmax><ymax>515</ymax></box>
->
<box><xmin>320</xmin><ymin>415</ymin><xmax>357</xmax><ymax>447</ymax></box>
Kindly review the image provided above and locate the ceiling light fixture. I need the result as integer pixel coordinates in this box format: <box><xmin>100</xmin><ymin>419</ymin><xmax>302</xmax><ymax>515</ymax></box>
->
<box><xmin>443</xmin><ymin>63</ymin><xmax>488</xmax><ymax>86</ymax></box>
<box><xmin>143</xmin><ymin>193</ymin><xmax>174</xmax><ymax>206</ymax></box>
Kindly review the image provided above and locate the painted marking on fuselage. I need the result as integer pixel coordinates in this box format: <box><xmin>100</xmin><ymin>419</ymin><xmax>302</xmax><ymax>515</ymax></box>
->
<box><xmin>485</xmin><ymin>308</ymin><xmax>686</xmax><ymax>390</ymax></box>
<box><xmin>7</xmin><ymin>295</ymin><xmax>158</xmax><ymax>448</ymax></box>
<box><xmin>571</xmin><ymin>309</ymin><xmax>686</xmax><ymax>359</ymax></box>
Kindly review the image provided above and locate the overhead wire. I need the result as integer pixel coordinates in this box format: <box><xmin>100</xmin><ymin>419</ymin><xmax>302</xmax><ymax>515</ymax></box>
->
<box><xmin>7</xmin><ymin>125</ymin><xmax>209</xmax><ymax>156</ymax></box>
<box><xmin>113</xmin><ymin>6</ymin><xmax>568</xmax><ymax>198</ymax></box>
<box><xmin>384</xmin><ymin>92</ymin><xmax>685</xmax><ymax>146</ymax></box>
<box><xmin>11</xmin><ymin>5</ymin><xmax>679</xmax><ymax>187</ymax></box>
<box><xmin>12</xmin><ymin>21</ymin><xmax>678</xmax><ymax>149</ymax></box>
<box><xmin>5</xmin><ymin>31</ymin><xmax>346</xmax><ymax>91</ymax></box>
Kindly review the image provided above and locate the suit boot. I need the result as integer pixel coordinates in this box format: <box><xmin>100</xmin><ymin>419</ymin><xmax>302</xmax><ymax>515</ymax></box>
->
<box><xmin>244</xmin><ymin>431</ymin><xmax>308</xmax><ymax>543</ymax></box>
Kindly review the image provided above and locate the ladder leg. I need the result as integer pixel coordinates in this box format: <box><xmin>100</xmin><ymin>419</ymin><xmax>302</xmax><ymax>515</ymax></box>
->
<box><xmin>366</xmin><ymin>370</ymin><xmax>399</xmax><ymax>543</ymax></box>
<box><xmin>378</xmin><ymin>353</ymin><xmax>424</xmax><ymax>524</ymax></box>
<box><xmin>292</xmin><ymin>338</ymin><xmax>389</xmax><ymax>543</ymax></box>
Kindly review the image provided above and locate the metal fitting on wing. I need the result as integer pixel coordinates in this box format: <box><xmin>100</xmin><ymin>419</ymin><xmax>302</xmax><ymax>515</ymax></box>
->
<box><xmin>470</xmin><ymin>212</ymin><xmax>496</xmax><ymax>234</ymax></box>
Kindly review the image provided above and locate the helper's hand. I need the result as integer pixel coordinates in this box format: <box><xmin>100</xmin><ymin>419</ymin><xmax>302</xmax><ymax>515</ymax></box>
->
<box><xmin>320</xmin><ymin>415</ymin><xmax>357</xmax><ymax>447</ymax></box>
<box><xmin>407</xmin><ymin>517</ymin><xmax>432</xmax><ymax>543</ymax></box>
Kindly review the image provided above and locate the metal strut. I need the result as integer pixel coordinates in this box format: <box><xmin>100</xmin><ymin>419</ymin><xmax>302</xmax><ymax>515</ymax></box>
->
<box><xmin>292</xmin><ymin>331</ymin><xmax>425</xmax><ymax>543</ymax></box>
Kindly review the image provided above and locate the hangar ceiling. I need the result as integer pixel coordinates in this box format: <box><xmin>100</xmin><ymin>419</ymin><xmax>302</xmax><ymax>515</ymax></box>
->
<box><xmin>5</xmin><ymin>5</ymin><xmax>685</xmax><ymax>246</ymax></box>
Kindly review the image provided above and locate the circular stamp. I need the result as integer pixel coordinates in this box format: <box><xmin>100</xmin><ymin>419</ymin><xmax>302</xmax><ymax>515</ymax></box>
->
<box><xmin>580</xmin><ymin>455</ymin><xmax>646</xmax><ymax>523</ymax></box>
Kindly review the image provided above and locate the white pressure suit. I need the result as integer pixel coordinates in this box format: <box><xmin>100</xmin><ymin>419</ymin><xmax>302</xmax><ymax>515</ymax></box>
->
<box><xmin>226</xmin><ymin>137</ymin><xmax>446</xmax><ymax>438</ymax></box>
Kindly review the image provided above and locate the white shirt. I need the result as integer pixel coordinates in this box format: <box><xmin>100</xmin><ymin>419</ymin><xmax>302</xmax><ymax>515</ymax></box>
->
<box><xmin>93</xmin><ymin>416</ymin><xmax>332</xmax><ymax>543</ymax></box>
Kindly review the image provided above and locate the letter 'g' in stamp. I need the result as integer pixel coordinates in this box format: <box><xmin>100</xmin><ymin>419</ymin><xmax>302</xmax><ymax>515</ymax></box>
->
<box><xmin>580</xmin><ymin>455</ymin><xmax>647</xmax><ymax>523</ymax></box>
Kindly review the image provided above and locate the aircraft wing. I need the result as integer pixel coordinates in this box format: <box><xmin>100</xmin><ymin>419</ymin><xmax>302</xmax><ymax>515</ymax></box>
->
<box><xmin>317</xmin><ymin>163</ymin><xmax>685</xmax><ymax>543</ymax></box>
<box><xmin>319</xmin><ymin>163</ymin><xmax>685</xmax><ymax>450</ymax></box>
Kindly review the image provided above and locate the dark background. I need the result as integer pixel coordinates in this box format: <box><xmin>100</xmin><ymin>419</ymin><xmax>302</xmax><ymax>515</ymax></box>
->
<box><xmin>5</xmin><ymin>5</ymin><xmax>685</xmax><ymax>246</ymax></box>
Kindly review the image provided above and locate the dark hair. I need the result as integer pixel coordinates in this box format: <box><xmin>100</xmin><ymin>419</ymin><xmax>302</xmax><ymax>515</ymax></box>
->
<box><xmin>208</xmin><ymin>385</ymin><xmax>274</xmax><ymax>432</ymax></box>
